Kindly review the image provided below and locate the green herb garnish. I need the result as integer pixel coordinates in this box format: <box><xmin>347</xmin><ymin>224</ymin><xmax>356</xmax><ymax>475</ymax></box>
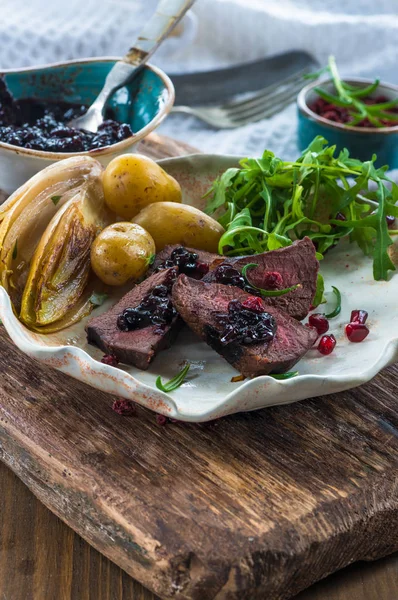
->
<box><xmin>146</xmin><ymin>254</ymin><xmax>156</xmax><ymax>266</ymax></box>
<box><xmin>89</xmin><ymin>291</ymin><xmax>108</xmax><ymax>307</ymax></box>
<box><xmin>156</xmin><ymin>364</ymin><xmax>190</xmax><ymax>393</ymax></box>
<box><xmin>306</xmin><ymin>56</ymin><xmax>398</xmax><ymax>128</ymax></box>
<box><xmin>12</xmin><ymin>240</ymin><xmax>18</xmax><ymax>260</ymax></box>
<box><xmin>51</xmin><ymin>195</ymin><xmax>62</xmax><ymax>205</ymax></box>
<box><xmin>205</xmin><ymin>136</ymin><xmax>398</xmax><ymax>281</ymax></box>
<box><xmin>313</xmin><ymin>273</ymin><xmax>326</xmax><ymax>307</ymax></box>
<box><xmin>241</xmin><ymin>263</ymin><xmax>300</xmax><ymax>297</ymax></box>
<box><xmin>324</xmin><ymin>286</ymin><xmax>341</xmax><ymax>318</ymax></box>
<box><xmin>270</xmin><ymin>371</ymin><xmax>299</xmax><ymax>380</ymax></box>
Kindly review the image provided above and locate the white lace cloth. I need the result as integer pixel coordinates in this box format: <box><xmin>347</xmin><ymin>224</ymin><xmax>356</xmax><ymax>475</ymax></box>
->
<box><xmin>0</xmin><ymin>0</ymin><xmax>397</xmax><ymax>160</ymax></box>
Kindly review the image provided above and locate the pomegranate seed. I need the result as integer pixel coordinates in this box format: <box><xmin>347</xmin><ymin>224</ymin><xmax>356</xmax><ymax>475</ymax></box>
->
<box><xmin>112</xmin><ymin>399</ymin><xmax>135</xmax><ymax>416</ymax></box>
<box><xmin>262</xmin><ymin>271</ymin><xmax>283</xmax><ymax>289</ymax></box>
<box><xmin>350</xmin><ymin>309</ymin><xmax>368</xmax><ymax>325</ymax></box>
<box><xmin>386</xmin><ymin>215</ymin><xmax>395</xmax><ymax>227</ymax></box>
<box><xmin>345</xmin><ymin>323</ymin><xmax>369</xmax><ymax>343</ymax></box>
<box><xmin>156</xmin><ymin>414</ymin><xmax>168</xmax><ymax>426</ymax></box>
<box><xmin>242</xmin><ymin>296</ymin><xmax>264</xmax><ymax>312</ymax></box>
<box><xmin>335</xmin><ymin>212</ymin><xmax>347</xmax><ymax>221</ymax></box>
<box><xmin>308</xmin><ymin>313</ymin><xmax>329</xmax><ymax>335</ymax></box>
<box><xmin>101</xmin><ymin>354</ymin><xmax>119</xmax><ymax>367</ymax></box>
<box><xmin>318</xmin><ymin>334</ymin><xmax>336</xmax><ymax>355</ymax></box>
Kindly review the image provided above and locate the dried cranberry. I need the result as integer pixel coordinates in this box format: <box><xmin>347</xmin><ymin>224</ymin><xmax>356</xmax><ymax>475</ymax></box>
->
<box><xmin>386</xmin><ymin>215</ymin><xmax>395</xmax><ymax>227</ymax></box>
<box><xmin>350</xmin><ymin>309</ymin><xmax>368</xmax><ymax>325</ymax></box>
<box><xmin>112</xmin><ymin>399</ymin><xmax>136</xmax><ymax>416</ymax></box>
<box><xmin>156</xmin><ymin>414</ymin><xmax>168</xmax><ymax>425</ymax></box>
<box><xmin>101</xmin><ymin>354</ymin><xmax>119</xmax><ymax>367</ymax></box>
<box><xmin>308</xmin><ymin>313</ymin><xmax>329</xmax><ymax>335</ymax></box>
<box><xmin>318</xmin><ymin>334</ymin><xmax>336</xmax><ymax>355</ymax></box>
<box><xmin>242</xmin><ymin>296</ymin><xmax>264</xmax><ymax>312</ymax></box>
<box><xmin>335</xmin><ymin>212</ymin><xmax>347</xmax><ymax>221</ymax></box>
<box><xmin>262</xmin><ymin>271</ymin><xmax>283</xmax><ymax>289</ymax></box>
<box><xmin>345</xmin><ymin>323</ymin><xmax>369</xmax><ymax>343</ymax></box>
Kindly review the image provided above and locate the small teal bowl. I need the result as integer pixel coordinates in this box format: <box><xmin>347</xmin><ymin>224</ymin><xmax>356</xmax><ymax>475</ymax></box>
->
<box><xmin>0</xmin><ymin>57</ymin><xmax>174</xmax><ymax>193</ymax></box>
<box><xmin>297</xmin><ymin>78</ymin><xmax>398</xmax><ymax>168</ymax></box>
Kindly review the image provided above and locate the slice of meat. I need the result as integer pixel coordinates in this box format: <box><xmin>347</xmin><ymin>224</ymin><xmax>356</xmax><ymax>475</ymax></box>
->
<box><xmin>86</xmin><ymin>268</ymin><xmax>182</xmax><ymax>370</ymax></box>
<box><xmin>204</xmin><ymin>238</ymin><xmax>319</xmax><ymax>320</ymax></box>
<box><xmin>150</xmin><ymin>245</ymin><xmax>222</xmax><ymax>278</ymax></box>
<box><xmin>172</xmin><ymin>275</ymin><xmax>318</xmax><ymax>378</ymax></box>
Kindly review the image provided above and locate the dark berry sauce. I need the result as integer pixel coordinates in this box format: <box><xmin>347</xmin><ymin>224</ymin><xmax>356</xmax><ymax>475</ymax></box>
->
<box><xmin>215</xmin><ymin>299</ymin><xmax>277</xmax><ymax>346</ymax></box>
<box><xmin>213</xmin><ymin>263</ymin><xmax>258</xmax><ymax>294</ymax></box>
<box><xmin>117</xmin><ymin>284</ymin><xmax>176</xmax><ymax>332</ymax></box>
<box><xmin>0</xmin><ymin>77</ymin><xmax>133</xmax><ymax>152</ymax></box>
<box><xmin>156</xmin><ymin>246</ymin><xmax>209</xmax><ymax>278</ymax></box>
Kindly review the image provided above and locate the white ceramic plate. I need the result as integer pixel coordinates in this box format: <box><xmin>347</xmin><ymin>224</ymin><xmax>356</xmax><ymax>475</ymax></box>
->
<box><xmin>1</xmin><ymin>154</ymin><xmax>398</xmax><ymax>422</ymax></box>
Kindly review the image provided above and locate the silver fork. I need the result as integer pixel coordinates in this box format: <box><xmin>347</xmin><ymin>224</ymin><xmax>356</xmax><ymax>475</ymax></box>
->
<box><xmin>171</xmin><ymin>69</ymin><xmax>307</xmax><ymax>128</ymax></box>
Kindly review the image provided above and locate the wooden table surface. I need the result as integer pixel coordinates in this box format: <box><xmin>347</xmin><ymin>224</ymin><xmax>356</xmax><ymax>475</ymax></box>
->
<box><xmin>0</xmin><ymin>459</ymin><xmax>397</xmax><ymax>600</ymax></box>
<box><xmin>1</xmin><ymin>133</ymin><xmax>397</xmax><ymax>599</ymax></box>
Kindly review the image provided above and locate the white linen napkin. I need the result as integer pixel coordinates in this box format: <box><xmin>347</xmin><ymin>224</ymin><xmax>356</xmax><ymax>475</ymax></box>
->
<box><xmin>0</xmin><ymin>0</ymin><xmax>397</xmax><ymax>159</ymax></box>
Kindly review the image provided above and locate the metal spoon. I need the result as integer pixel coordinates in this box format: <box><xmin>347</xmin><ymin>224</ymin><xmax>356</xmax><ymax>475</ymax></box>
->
<box><xmin>69</xmin><ymin>0</ymin><xmax>195</xmax><ymax>133</ymax></box>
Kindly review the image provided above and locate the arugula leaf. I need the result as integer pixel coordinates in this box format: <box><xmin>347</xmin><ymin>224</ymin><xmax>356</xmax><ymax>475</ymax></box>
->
<box><xmin>205</xmin><ymin>135</ymin><xmax>398</xmax><ymax>281</ymax></box>
<box><xmin>312</xmin><ymin>273</ymin><xmax>326</xmax><ymax>307</ymax></box>
<box><xmin>156</xmin><ymin>364</ymin><xmax>190</xmax><ymax>393</ymax></box>
<box><xmin>51</xmin><ymin>195</ymin><xmax>62</xmax><ymax>206</ymax></box>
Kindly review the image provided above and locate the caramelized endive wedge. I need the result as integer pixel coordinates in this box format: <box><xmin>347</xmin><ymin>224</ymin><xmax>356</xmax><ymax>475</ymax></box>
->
<box><xmin>0</xmin><ymin>156</ymin><xmax>105</xmax><ymax>313</ymax></box>
<box><xmin>20</xmin><ymin>175</ymin><xmax>111</xmax><ymax>332</ymax></box>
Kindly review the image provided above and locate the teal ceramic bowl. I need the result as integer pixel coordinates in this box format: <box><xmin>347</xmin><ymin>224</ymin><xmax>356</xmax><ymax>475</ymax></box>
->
<box><xmin>297</xmin><ymin>78</ymin><xmax>398</xmax><ymax>168</ymax></box>
<box><xmin>0</xmin><ymin>58</ymin><xmax>174</xmax><ymax>193</ymax></box>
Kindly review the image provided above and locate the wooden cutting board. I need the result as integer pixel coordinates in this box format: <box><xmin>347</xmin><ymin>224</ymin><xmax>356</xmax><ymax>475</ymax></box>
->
<box><xmin>1</xmin><ymin>132</ymin><xmax>398</xmax><ymax>600</ymax></box>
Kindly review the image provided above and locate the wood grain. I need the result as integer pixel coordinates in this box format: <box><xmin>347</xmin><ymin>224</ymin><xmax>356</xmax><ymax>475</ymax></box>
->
<box><xmin>0</xmin><ymin>133</ymin><xmax>398</xmax><ymax>600</ymax></box>
<box><xmin>0</xmin><ymin>460</ymin><xmax>397</xmax><ymax>600</ymax></box>
<box><xmin>1</xmin><ymin>322</ymin><xmax>398</xmax><ymax>600</ymax></box>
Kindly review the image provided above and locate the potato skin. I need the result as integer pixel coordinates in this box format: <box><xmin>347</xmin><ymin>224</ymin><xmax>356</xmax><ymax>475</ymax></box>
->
<box><xmin>90</xmin><ymin>223</ymin><xmax>155</xmax><ymax>286</ymax></box>
<box><xmin>132</xmin><ymin>202</ymin><xmax>225</xmax><ymax>252</ymax></box>
<box><xmin>102</xmin><ymin>154</ymin><xmax>182</xmax><ymax>219</ymax></box>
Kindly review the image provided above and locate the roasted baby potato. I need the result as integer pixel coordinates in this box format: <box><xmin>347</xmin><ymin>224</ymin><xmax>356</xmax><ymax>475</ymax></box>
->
<box><xmin>102</xmin><ymin>154</ymin><xmax>182</xmax><ymax>219</ymax></box>
<box><xmin>91</xmin><ymin>223</ymin><xmax>155</xmax><ymax>286</ymax></box>
<box><xmin>132</xmin><ymin>202</ymin><xmax>225</xmax><ymax>252</ymax></box>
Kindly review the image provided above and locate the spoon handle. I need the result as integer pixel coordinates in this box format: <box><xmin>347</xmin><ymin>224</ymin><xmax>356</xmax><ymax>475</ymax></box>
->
<box><xmin>124</xmin><ymin>0</ymin><xmax>195</xmax><ymax>66</ymax></box>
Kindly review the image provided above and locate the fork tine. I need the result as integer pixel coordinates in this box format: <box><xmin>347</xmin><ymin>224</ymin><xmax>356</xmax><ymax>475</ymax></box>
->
<box><xmin>221</xmin><ymin>68</ymin><xmax>307</xmax><ymax>113</ymax></box>
<box><xmin>227</xmin><ymin>79</ymin><xmax>304</xmax><ymax>119</ymax></box>
<box><xmin>228</xmin><ymin>87</ymin><xmax>301</xmax><ymax>127</ymax></box>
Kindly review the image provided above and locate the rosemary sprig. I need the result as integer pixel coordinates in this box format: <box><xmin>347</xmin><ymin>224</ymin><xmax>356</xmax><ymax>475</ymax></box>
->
<box><xmin>156</xmin><ymin>364</ymin><xmax>190</xmax><ymax>393</ymax></box>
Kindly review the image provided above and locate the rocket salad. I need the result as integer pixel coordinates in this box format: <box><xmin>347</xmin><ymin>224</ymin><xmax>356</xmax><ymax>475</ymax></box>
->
<box><xmin>205</xmin><ymin>136</ymin><xmax>398</xmax><ymax>281</ymax></box>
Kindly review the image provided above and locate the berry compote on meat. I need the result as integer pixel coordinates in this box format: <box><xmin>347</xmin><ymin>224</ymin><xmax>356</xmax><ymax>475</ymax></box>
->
<box><xmin>215</xmin><ymin>299</ymin><xmax>277</xmax><ymax>346</ymax></box>
<box><xmin>0</xmin><ymin>77</ymin><xmax>133</xmax><ymax>152</ymax></box>
<box><xmin>117</xmin><ymin>284</ymin><xmax>176</xmax><ymax>332</ymax></box>
<box><xmin>156</xmin><ymin>246</ymin><xmax>209</xmax><ymax>277</ymax></box>
<box><xmin>213</xmin><ymin>263</ymin><xmax>259</xmax><ymax>294</ymax></box>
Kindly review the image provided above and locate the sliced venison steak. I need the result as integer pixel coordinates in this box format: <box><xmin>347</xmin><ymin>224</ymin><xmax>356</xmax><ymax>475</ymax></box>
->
<box><xmin>204</xmin><ymin>237</ymin><xmax>319</xmax><ymax>320</ymax></box>
<box><xmin>172</xmin><ymin>275</ymin><xmax>318</xmax><ymax>378</ymax></box>
<box><xmin>86</xmin><ymin>268</ymin><xmax>182</xmax><ymax>370</ymax></box>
